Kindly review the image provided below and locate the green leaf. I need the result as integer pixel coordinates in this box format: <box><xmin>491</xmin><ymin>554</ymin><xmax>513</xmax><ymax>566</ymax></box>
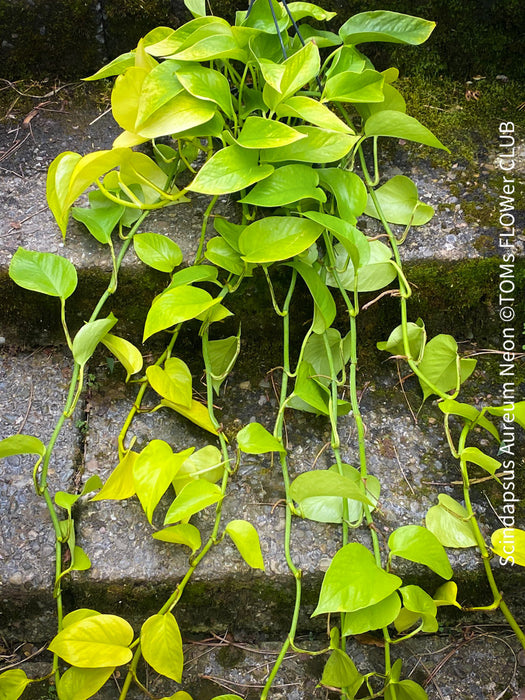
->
<box><xmin>322</xmin><ymin>69</ymin><xmax>384</xmax><ymax>104</ymax></box>
<box><xmin>326</xmin><ymin>240</ymin><xmax>397</xmax><ymax>293</ymax></box>
<box><xmin>342</xmin><ymin>592</ymin><xmax>401</xmax><ymax>635</ymax></box>
<box><xmin>262</xmin><ymin>126</ymin><xmax>357</xmax><ymax>163</ymax></box>
<box><xmin>144</xmin><ymin>285</ymin><xmax>219</xmax><ymax>340</ymax></box>
<box><xmin>101</xmin><ymin>333</ymin><xmax>143</xmax><ymax>381</ymax></box>
<box><xmin>133</xmin><ymin>232</ymin><xmax>183</xmax><ymax>273</ymax></box>
<box><xmin>172</xmin><ymin>445</ymin><xmax>225</xmax><ymax>493</ymax></box>
<box><xmin>291</xmin><ymin>361</ymin><xmax>351</xmax><ymax>416</ymax></box>
<box><xmin>172</xmin><ymin>33</ymin><xmax>246</xmax><ymax>63</ymax></box>
<box><xmin>492</xmin><ymin>528</ymin><xmax>525</xmax><ymax>567</ymax></box>
<box><xmin>388</xmin><ymin>525</ymin><xmax>452</xmax><ymax>579</ymax></box>
<box><xmin>184</xmin><ymin>0</ymin><xmax>206</xmax><ymax>17</ymax></box>
<box><xmin>73</xmin><ymin>314</ymin><xmax>118</xmax><ymax>367</ymax></box>
<box><xmin>303</xmin><ymin>328</ymin><xmax>350</xmax><ymax>381</ymax></box>
<box><xmin>147</xmin><ymin>357</ymin><xmax>193</xmax><ymax>408</ymax></box>
<box><xmin>84</xmin><ymin>51</ymin><xmax>135</xmax><ymax>80</ymax></box>
<box><xmin>417</xmin><ymin>335</ymin><xmax>476</xmax><ymax>401</ymax></box>
<box><xmin>239</xmin><ymin>216</ymin><xmax>323</xmax><ymax>263</ymax></box>
<box><xmin>426</xmin><ymin>494</ymin><xmax>477</xmax><ymax>548</ymax></box>
<box><xmin>276</xmin><ymin>96</ymin><xmax>353</xmax><ymax>133</ymax></box>
<box><xmin>164</xmin><ymin>480</ymin><xmax>223</xmax><ymax>524</ymax></box>
<box><xmin>278</xmin><ymin>40</ymin><xmax>320</xmax><ymax>103</ymax></box>
<box><xmin>9</xmin><ymin>248</ymin><xmax>78</xmax><ymax>299</ymax></box>
<box><xmin>0</xmin><ymin>434</ymin><xmax>45</xmax><ymax>458</ymax></box>
<box><xmin>91</xmin><ymin>450</ymin><xmax>138</xmax><ymax>501</ymax></box>
<box><xmin>290</xmin><ymin>470</ymin><xmax>373</xmax><ymax>510</ymax></box>
<box><xmin>437</xmin><ymin>400</ymin><xmax>499</xmax><ymax>441</ymax></box>
<box><xmin>176</xmin><ymin>65</ymin><xmax>233</xmax><ymax>118</ymax></box>
<box><xmin>166</xmin><ymin>265</ymin><xmax>219</xmax><ymax>290</ymax></box>
<box><xmin>239</xmin><ymin>164</ymin><xmax>324</xmax><ymax>208</ymax></box>
<box><xmin>396</xmin><ymin>585</ymin><xmax>438</xmax><ymax>633</ymax></box>
<box><xmin>313</xmin><ymin>543</ymin><xmax>402</xmax><ymax>615</ymax></box>
<box><xmin>317</xmin><ymin>169</ymin><xmax>368</xmax><ymax>222</ymax></box>
<box><xmin>303</xmin><ymin>211</ymin><xmax>370</xmax><ymax>271</ymax></box>
<box><xmin>48</xmin><ymin>614</ymin><xmax>134</xmax><ymax>668</ymax></box>
<box><xmin>207</xmin><ymin>332</ymin><xmax>241</xmax><ymax>395</ymax></box>
<box><xmin>57</xmin><ymin>666</ymin><xmax>114</xmax><ymax>700</ymax></box>
<box><xmin>189</xmin><ymin>145</ymin><xmax>274</xmax><ymax>195</ymax></box>
<box><xmin>340</xmin><ymin>11</ymin><xmax>435</xmax><ymax>45</ymax></box>
<box><xmin>365</xmin><ymin>111</ymin><xmax>449</xmax><ymax>151</ymax></box>
<box><xmin>225</xmin><ymin>520</ymin><xmax>265</xmax><ymax>570</ymax></box>
<box><xmin>365</xmin><ymin>175</ymin><xmax>434</xmax><ymax>226</ymax></box>
<box><xmin>237</xmin><ymin>422</ymin><xmax>285</xmax><ymax>454</ymax></box>
<box><xmin>161</xmin><ymin>398</ymin><xmax>219</xmax><ymax>435</ymax></box>
<box><xmin>460</xmin><ymin>446</ymin><xmax>501</xmax><ymax>476</ymax></box>
<box><xmin>385</xmin><ymin>679</ymin><xmax>428</xmax><ymax>700</ymax></box>
<box><xmin>72</xmin><ymin>191</ymin><xmax>125</xmax><ymax>245</ymax></box>
<box><xmin>320</xmin><ymin>648</ymin><xmax>363</xmax><ymax>693</ymax></box>
<box><xmin>133</xmin><ymin>441</ymin><xmax>193</xmax><ymax>523</ymax></box>
<box><xmin>286</xmin><ymin>2</ymin><xmax>337</xmax><ymax>22</ymax></box>
<box><xmin>291</xmin><ymin>260</ymin><xmax>335</xmax><ymax>333</ymax></box>
<box><xmin>236</xmin><ymin>116</ymin><xmax>306</xmax><ymax>149</ymax></box>
<box><xmin>153</xmin><ymin>523</ymin><xmax>202</xmax><ymax>552</ymax></box>
<box><xmin>0</xmin><ymin>670</ymin><xmax>30</xmax><ymax>700</ymax></box>
<box><xmin>141</xmin><ymin>613</ymin><xmax>183</xmax><ymax>682</ymax></box>
<box><xmin>377</xmin><ymin>320</ymin><xmax>426</xmax><ymax>361</ymax></box>
<box><xmin>433</xmin><ymin>581</ymin><xmax>461</xmax><ymax>608</ymax></box>
<box><xmin>205</xmin><ymin>237</ymin><xmax>246</xmax><ymax>276</ymax></box>
<box><xmin>487</xmin><ymin>402</ymin><xmax>525</xmax><ymax>430</ymax></box>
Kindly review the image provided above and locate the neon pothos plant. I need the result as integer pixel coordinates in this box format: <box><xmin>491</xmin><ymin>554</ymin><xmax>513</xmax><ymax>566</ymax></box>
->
<box><xmin>1</xmin><ymin>0</ymin><xmax>524</xmax><ymax>698</ymax></box>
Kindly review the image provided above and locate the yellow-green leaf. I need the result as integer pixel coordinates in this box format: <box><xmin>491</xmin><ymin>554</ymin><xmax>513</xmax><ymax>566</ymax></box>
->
<box><xmin>141</xmin><ymin>613</ymin><xmax>183</xmax><ymax>682</ymax></box>
<box><xmin>225</xmin><ymin>519</ymin><xmax>265</xmax><ymax>570</ymax></box>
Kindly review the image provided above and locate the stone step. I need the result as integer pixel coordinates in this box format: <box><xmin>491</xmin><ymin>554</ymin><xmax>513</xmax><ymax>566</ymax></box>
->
<box><xmin>1</xmin><ymin>343</ymin><xmax>523</xmax><ymax>646</ymax></box>
<box><xmin>1</xmin><ymin>84</ymin><xmax>523</xmax><ymax>348</ymax></box>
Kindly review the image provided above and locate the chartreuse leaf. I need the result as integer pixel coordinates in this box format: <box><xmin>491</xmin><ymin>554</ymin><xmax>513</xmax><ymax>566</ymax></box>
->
<box><xmin>48</xmin><ymin>614</ymin><xmax>134</xmax><ymax>668</ymax></box>
<box><xmin>144</xmin><ymin>285</ymin><xmax>220</xmax><ymax>340</ymax></box>
<box><xmin>239</xmin><ymin>216</ymin><xmax>323</xmax><ymax>263</ymax></box>
<box><xmin>164</xmin><ymin>480</ymin><xmax>223</xmax><ymax>524</ymax></box>
<box><xmin>164</xmin><ymin>692</ymin><xmax>194</xmax><ymax>700</ymax></box>
<box><xmin>261</xmin><ymin>126</ymin><xmax>357</xmax><ymax>164</ymax></box>
<box><xmin>320</xmin><ymin>648</ymin><xmax>363</xmax><ymax>694</ymax></box>
<box><xmin>438</xmin><ymin>399</ymin><xmax>499</xmax><ymax>441</ymax></box>
<box><xmin>313</xmin><ymin>543</ymin><xmax>402</xmax><ymax>615</ymax></box>
<box><xmin>101</xmin><ymin>333</ymin><xmax>143</xmax><ymax>381</ymax></box>
<box><xmin>377</xmin><ymin>319</ymin><xmax>426</xmax><ymax>361</ymax></box>
<box><xmin>303</xmin><ymin>329</ymin><xmax>350</xmax><ymax>382</ymax></box>
<box><xmin>395</xmin><ymin>585</ymin><xmax>438</xmax><ymax>633</ymax></box>
<box><xmin>176</xmin><ymin>65</ymin><xmax>232</xmax><ymax>117</ymax></box>
<box><xmin>290</xmin><ymin>360</ymin><xmax>351</xmax><ymax>416</ymax></box>
<box><xmin>58</xmin><ymin>665</ymin><xmax>114</xmax><ymax>700</ymax></box>
<box><xmin>239</xmin><ymin>164</ymin><xmax>324</xmax><ymax>207</ymax></box>
<box><xmin>417</xmin><ymin>335</ymin><xmax>476</xmax><ymax>401</ymax></box>
<box><xmin>133</xmin><ymin>232</ymin><xmax>183</xmax><ymax>273</ymax></box>
<box><xmin>388</xmin><ymin>525</ymin><xmax>453</xmax><ymax>579</ymax></box>
<box><xmin>385</xmin><ymin>679</ymin><xmax>428</xmax><ymax>700</ymax></box>
<box><xmin>91</xmin><ymin>450</ymin><xmax>138</xmax><ymax>501</ymax></box>
<box><xmin>290</xmin><ymin>470</ymin><xmax>373</xmax><ymax>510</ymax></box>
<box><xmin>46</xmin><ymin>151</ymin><xmax>82</xmax><ymax>235</ymax></box>
<box><xmin>153</xmin><ymin>523</ymin><xmax>202</xmax><ymax>552</ymax></box>
<box><xmin>276</xmin><ymin>96</ymin><xmax>353</xmax><ymax>133</ymax></box>
<box><xmin>286</xmin><ymin>2</ymin><xmax>336</xmax><ymax>22</ymax></box>
<box><xmin>433</xmin><ymin>581</ymin><xmax>461</xmax><ymax>608</ymax></box>
<box><xmin>237</xmin><ymin>0</ymin><xmax>287</xmax><ymax>33</ymax></box>
<box><xmin>141</xmin><ymin>613</ymin><xmax>183</xmax><ymax>682</ymax></box>
<box><xmin>487</xmin><ymin>402</ymin><xmax>525</xmax><ymax>430</ymax></box>
<box><xmin>0</xmin><ymin>434</ymin><xmax>45</xmax><ymax>458</ymax></box>
<box><xmin>237</xmin><ymin>422</ymin><xmax>285</xmax><ymax>454</ymax></box>
<box><xmin>72</xmin><ymin>190</ymin><xmax>125</xmax><ymax>245</ymax></box>
<box><xmin>133</xmin><ymin>441</ymin><xmax>194</xmax><ymax>523</ymax></box>
<box><xmin>208</xmin><ymin>331</ymin><xmax>241</xmax><ymax>394</ymax></box>
<box><xmin>172</xmin><ymin>446</ymin><xmax>225</xmax><ymax>493</ymax></box>
<box><xmin>291</xmin><ymin>260</ymin><xmax>336</xmax><ymax>333</ymax></box>
<box><xmin>236</xmin><ymin>116</ymin><xmax>306</xmax><ymax>149</ymax></box>
<box><xmin>326</xmin><ymin>240</ymin><xmax>397</xmax><ymax>293</ymax></box>
<box><xmin>0</xmin><ymin>670</ymin><xmax>30</xmax><ymax>699</ymax></box>
<box><xmin>460</xmin><ymin>447</ymin><xmax>501</xmax><ymax>476</ymax></box>
<box><xmin>161</xmin><ymin>398</ymin><xmax>219</xmax><ymax>435</ymax></box>
<box><xmin>63</xmin><ymin>609</ymin><xmax>100</xmax><ymax>629</ymax></box>
<box><xmin>492</xmin><ymin>529</ymin><xmax>525</xmax><ymax>567</ymax></box>
<box><xmin>322</xmin><ymin>69</ymin><xmax>384</xmax><ymax>104</ymax></box>
<box><xmin>184</xmin><ymin>0</ymin><xmax>206</xmax><ymax>17</ymax></box>
<box><xmin>303</xmin><ymin>211</ymin><xmax>370</xmax><ymax>271</ymax></box>
<box><xmin>189</xmin><ymin>145</ymin><xmax>273</xmax><ymax>195</ymax></box>
<box><xmin>9</xmin><ymin>248</ymin><xmax>78</xmax><ymax>299</ymax></box>
<box><xmin>167</xmin><ymin>265</ymin><xmax>219</xmax><ymax>290</ymax></box>
<box><xmin>318</xmin><ymin>169</ymin><xmax>368</xmax><ymax>221</ymax></box>
<box><xmin>73</xmin><ymin>314</ymin><xmax>118</xmax><ymax>367</ymax></box>
<box><xmin>84</xmin><ymin>51</ymin><xmax>135</xmax><ymax>80</ymax></box>
<box><xmin>339</xmin><ymin>11</ymin><xmax>435</xmax><ymax>45</ymax></box>
<box><xmin>205</xmin><ymin>237</ymin><xmax>246</xmax><ymax>276</ymax></box>
<box><xmin>225</xmin><ymin>520</ymin><xmax>265</xmax><ymax>570</ymax></box>
<box><xmin>209</xmin><ymin>696</ymin><xmax>243</xmax><ymax>700</ymax></box>
<box><xmin>426</xmin><ymin>494</ymin><xmax>477</xmax><ymax>548</ymax></box>
<box><xmin>365</xmin><ymin>175</ymin><xmax>434</xmax><ymax>226</ymax></box>
<box><xmin>365</xmin><ymin>111</ymin><xmax>448</xmax><ymax>151</ymax></box>
<box><xmin>342</xmin><ymin>591</ymin><xmax>401</xmax><ymax>635</ymax></box>
<box><xmin>147</xmin><ymin>357</ymin><xmax>193</xmax><ymax>408</ymax></box>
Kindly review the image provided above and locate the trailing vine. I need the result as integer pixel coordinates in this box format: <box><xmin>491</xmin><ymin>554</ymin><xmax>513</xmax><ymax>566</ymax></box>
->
<box><xmin>0</xmin><ymin>1</ymin><xmax>524</xmax><ymax>699</ymax></box>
